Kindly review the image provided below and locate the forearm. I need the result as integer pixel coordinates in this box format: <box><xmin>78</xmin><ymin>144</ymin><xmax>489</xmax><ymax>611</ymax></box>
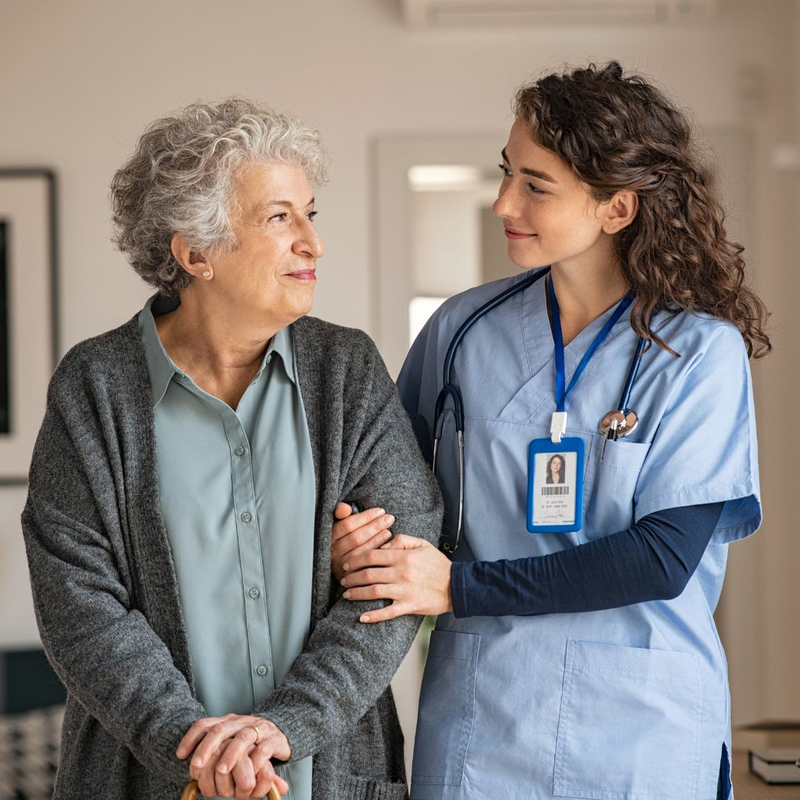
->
<box><xmin>255</xmin><ymin>597</ymin><xmax>422</xmax><ymax>761</ymax></box>
<box><xmin>23</xmin><ymin>504</ymin><xmax>204</xmax><ymax>784</ymax></box>
<box><xmin>451</xmin><ymin>502</ymin><xmax>723</xmax><ymax>618</ymax></box>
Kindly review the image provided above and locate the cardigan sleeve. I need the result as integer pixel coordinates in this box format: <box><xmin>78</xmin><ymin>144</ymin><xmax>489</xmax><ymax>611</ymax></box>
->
<box><xmin>254</xmin><ymin>329</ymin><xmax>444</xmax><ymax>760</ymax></box>
<box><xmin>21</xmin><ymin>365</ymin><xmax>204</xmax><ymax>785</ymax></box>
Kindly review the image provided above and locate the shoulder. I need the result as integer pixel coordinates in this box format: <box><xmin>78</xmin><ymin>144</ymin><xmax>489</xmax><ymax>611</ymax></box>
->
<box><xmin>49</xmin><ymin>317</ymin><xmax>144</xmax><ymax>399</ymax></box>
<box><xmin>438</xmin><ymin>271</ymin><xmax>535</xmax><ymax>322</ymax></box>
<box><xmin>654</xmin><ymin>310</ymin><xmax>748</xmax><ymax>367</ymax></box>
<box><xmin>292</xmin><ymin>315</ymin><xmax>379</xmax><ymax>363</ymax></box>
<box><xmin>420</xmin><ymin>271</ymin><xmax>541</xmax><ymax>346</ymax></box>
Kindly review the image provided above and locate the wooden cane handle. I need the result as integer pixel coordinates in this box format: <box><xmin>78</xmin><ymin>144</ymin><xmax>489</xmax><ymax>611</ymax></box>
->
<box><xmin>182</xmin><ymin>779</ymin><xmax>281</xmax><ymax>800</ymax></box>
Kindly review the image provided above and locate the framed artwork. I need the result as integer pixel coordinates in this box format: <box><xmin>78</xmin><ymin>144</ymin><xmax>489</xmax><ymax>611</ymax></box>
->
<box><xmin>0</xmin><ymin>170</ymin><xmax>58</xmax><ymax>485</ymax></box>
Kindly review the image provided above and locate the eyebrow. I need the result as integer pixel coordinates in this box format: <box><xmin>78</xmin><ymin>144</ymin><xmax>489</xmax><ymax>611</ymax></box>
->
<box><xmin>501</xmin><ymin>148</ymin><xmax>558</xmax><ymax>184</ymax></box>
<box><xmin>252</xmin><ymin>197</ymin><xmax>315</xmax><ymax>217</ymax></box>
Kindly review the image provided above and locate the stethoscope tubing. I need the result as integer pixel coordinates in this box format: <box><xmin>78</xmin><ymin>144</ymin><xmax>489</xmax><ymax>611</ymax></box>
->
<box><xmin>436</xmin><ymin>268</ymin><xmax>550</xmax><ymax>438</ymax></box>
<box><xmin>431</xmin><ymin>267</ymin><xmax>646</xmax><ymax>553</ymax></box>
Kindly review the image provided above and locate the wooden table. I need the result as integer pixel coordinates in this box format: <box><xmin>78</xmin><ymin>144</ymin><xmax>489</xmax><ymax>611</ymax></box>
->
<box><xmin>732</xmin><ymin>749</ymin><xmax>800</xmax><ymax>799</ymax></box>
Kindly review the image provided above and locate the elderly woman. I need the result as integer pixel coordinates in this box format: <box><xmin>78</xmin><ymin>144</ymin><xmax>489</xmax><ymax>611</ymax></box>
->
<box><xmin>22</xmin><ymin>99</ymin><xmax>441</xmax><ymax>800</ymax></box>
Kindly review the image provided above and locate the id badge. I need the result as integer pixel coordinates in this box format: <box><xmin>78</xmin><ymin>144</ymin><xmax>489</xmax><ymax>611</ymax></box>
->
<box><xmin>526</xmin><ymin>437</ymin><xmax>584</xmax><ymax>533</ymax></box>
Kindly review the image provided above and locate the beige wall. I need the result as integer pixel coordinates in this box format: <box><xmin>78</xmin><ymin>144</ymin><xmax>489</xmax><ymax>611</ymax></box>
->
<box><xmin>0</xmin><ymin>0</ymin><xmax>797</xmax><ymax>730</ymax></box>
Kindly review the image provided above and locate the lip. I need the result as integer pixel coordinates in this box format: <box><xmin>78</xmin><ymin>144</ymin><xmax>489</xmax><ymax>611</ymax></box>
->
<box><xmin>504</xmin><ymin>228</ymin><xmax>537</xmax><ymax>240</ymax></box>
<box><xmin>286</xmin><ymin>269</ymin><xmax>317</xmax><ymax>281</ymax></box>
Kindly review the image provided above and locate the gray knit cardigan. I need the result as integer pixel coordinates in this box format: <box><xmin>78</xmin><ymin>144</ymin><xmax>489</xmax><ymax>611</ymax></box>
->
<box><xmin>22</xmin><ymin>312</ymin><xmax>443</xmax><ymax>800</ymax></box>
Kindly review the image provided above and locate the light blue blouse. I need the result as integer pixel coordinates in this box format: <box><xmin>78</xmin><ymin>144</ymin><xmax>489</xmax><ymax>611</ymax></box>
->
<box><xmin>139</xmin><ymin>295</ymin><xmax>314</xmax><ymax>800</ymax></box>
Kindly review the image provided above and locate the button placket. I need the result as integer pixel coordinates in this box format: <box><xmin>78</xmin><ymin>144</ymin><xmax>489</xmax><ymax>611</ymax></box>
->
<box><xmin>225</xmin><ymin>413</ymin><xmax>275</xmax><ymax>701</ymax></box>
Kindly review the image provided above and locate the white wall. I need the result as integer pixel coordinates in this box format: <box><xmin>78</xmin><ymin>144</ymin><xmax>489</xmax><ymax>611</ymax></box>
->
<box><xmin>0</xmin><ymin>0</ymin><xmax>797</xmax><ymax>729</ymax></box>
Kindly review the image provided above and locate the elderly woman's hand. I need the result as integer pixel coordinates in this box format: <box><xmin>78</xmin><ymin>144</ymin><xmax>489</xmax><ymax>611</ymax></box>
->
<box><xmin>331</xmin><ymin>504</ymin><xmax>395</xmax><ymax>582</ymax></box>
<box><xmin>177</xmin><ymin>714</ymin><xmax>290</xmax><ymax>799</ymax></box>
<box><xmin>340</xmin><ymin>534</ymin><xmax>453</xmax><ymax>622</ymax></box>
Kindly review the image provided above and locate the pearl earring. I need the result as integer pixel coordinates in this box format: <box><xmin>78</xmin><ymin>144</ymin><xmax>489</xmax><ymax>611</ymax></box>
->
<box><xmin>202</xmin><ymin>270</ymin><xmax>211</xmax><ymax>278</ymax></box>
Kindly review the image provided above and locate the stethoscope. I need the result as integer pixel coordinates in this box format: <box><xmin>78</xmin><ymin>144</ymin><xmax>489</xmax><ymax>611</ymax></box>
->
<box><xmin>431</xmin><ymin>267</ymin><xmax>648</xmax><ymax>554</ymax></box>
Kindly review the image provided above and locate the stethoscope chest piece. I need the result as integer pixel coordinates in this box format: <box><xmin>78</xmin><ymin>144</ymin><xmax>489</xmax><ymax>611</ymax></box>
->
<box><xmin>598</xmin><ymin>409</ymin><xmax>638</xmax><ymax>439</ymax></box>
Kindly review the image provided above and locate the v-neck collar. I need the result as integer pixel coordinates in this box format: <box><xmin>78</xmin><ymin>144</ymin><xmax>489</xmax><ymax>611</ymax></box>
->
<box><xmin>521</xmin><ymin>271</ymin><xmax>634</xmax><ymax>387</ymax></box>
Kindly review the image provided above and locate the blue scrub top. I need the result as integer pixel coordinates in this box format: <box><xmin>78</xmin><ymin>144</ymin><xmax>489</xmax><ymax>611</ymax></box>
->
<box><xmin>398</xmin><ymin>270</ymin><xmax>761</xmax><ymax>800</ymax></box>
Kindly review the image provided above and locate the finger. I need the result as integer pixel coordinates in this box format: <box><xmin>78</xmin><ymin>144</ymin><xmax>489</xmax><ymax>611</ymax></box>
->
<box><xmin>216</xmin><ymin>728</ymin><xmax>259</xmax><ymax>776</ymax></box>
<box><xmin>177</xmin><ymin>716</ymin><xmax>221</xmax><ymax>759</ymax></box>
<box><xmin>250</xmin><ymin>745</ymin><xmax>280</xmax><ymax>797</ymax></box>
<box><xmin>215</xmin><ymin>765</ymin><xmax>236</xmax><ymax>798</ymax></box>
<box><xmin>384</xmin><ymin>533</ymin><xmax>425</xmax><ymax>550</ymax></box>
<box><xmin>343</xmin><ymin>584</ymin><xmax>399</xmax><ymax>602</ymax></box>
<box><xmin>341</xmin><ymin>565</ymin><xmax>401</xmax><ymax>588</ymax></box>
<box><xmin>343</xmin><ymin>547</ymin><xmax>407</xmax><ymax>575</ymax></box>
<box><xmin>254</xmin><ymin>768</ymin><xmax>289</xmax><ymax>798</ymax></box>
<box><xmin>232</xmin><ymin>756</ymin><xmax>257</xmax><ymax>800</ymax></box>
<box><xmin>344</xmin><ymin>531</ymin><xmax>393</xmax><ymax>560</ymax></box>
<box><xmin>195</xmin><ymin>757</ymin><xmax>222</xmax><ymax>799</ymax></box>
<box><xmin>334</xmin><ymin>518</ymin><xmax>394</xmax><ymax>557</ymax></box>
<box><xmin>331</xmin><ymin>506</ymin><xmax>387</xmax><ymax>541</ymax></box>
<box><xmin>360</xmin><ymin>601</ymin><xmax>411</xmax><ymax>623</ymax></box>
<box><xmin>191</xmin><ymin>719</ymin><xmax>251</xmax><ymax>770</ymax></box>
<box><xmin>334</xmin><ymin>502</ymin><xmax>354</xmax><ymax>520</ymax></box>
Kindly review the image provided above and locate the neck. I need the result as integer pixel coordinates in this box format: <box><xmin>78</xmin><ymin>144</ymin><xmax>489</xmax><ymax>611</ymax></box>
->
<box><xmin>549</xmin><ymin>259</ymin><xmax>629</xmax><ymax>345</ymax></box>
<box><xmin>155</xmin><ymin>285</ymin><xmax>283</xmax><ymax>405</ymax></box>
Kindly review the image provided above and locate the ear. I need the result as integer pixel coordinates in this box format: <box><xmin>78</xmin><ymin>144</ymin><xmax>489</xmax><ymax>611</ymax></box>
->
<box><xmin>170</xmin><ymin>234</ymin><xmax>210</xmax><ymax>277</ymax></box>
<box><xmin>601</xmin><ymin>190</ymin><xmax>639</xmax><ymax>235</ymax></box>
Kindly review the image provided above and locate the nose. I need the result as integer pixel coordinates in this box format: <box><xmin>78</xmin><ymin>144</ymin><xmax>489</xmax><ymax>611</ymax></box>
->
<box><xmin>492</xmin><ymin>179</ymin><xmax>517</xmax><ymax>221</ymax></box>
<box><xmin>295</xmin><ymin>216</ymin><xmax>325</xmax><ymax>259</ymax></box>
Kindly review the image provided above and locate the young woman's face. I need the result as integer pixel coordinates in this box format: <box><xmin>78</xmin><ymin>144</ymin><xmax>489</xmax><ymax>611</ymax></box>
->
<box><xmin>493</xmin><ymin>119</ymin><xmax>613</xmax><ymax>272</ymax></box>
<box><xmin>551</xmin><ymin>456</ymin><xmax>563</xmax><ymax>474</ymax></box>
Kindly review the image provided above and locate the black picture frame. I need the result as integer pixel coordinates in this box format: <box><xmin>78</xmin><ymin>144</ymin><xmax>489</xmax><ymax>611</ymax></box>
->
<box><xmin>0</xmin><ymin>169</ymin><xmax>59</xmax><ymax>485</ymax></box>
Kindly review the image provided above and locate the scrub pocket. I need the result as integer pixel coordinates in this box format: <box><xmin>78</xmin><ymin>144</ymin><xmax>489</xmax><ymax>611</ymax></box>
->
<box><xmin>584</xmin><ymin>437</ymin><xmax>650</xmax><ymax>538</ymax></box>
<box><xmin>553</xmin><ymin>640</ymin><xmax>702</xmax><ymax>799</ymax></box>
<box><xmin>412</xmin><ymin>630</ymin><xmax>480</xmax><ymax>787</ymax></box>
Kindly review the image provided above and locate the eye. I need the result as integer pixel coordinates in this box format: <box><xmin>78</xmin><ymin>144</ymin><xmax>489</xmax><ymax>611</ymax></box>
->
<box><xmin>528</xmin><ymin>183</ymin><xmax>546</xmax><ymax>195</ymax></box>
<box><xmin>498</xmin><ymin>163</ymin><xmax>511</xmax><ymax>177</ymax></box>
<box><xmin>307</xmin><ymin>210</ymin><xmax>318</xmax><ymax>222</ymax></box>
<box><xmin>268</xmin><ymin>212</ymin><xmax>288</xmax><ymax>223</ymax></box>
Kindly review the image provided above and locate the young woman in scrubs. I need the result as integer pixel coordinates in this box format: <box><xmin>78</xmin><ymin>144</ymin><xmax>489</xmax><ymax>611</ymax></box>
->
<box><xmin>333</xmin><ymin>62</ymin><xmax>770</xmax><ymax>800</ymax></box>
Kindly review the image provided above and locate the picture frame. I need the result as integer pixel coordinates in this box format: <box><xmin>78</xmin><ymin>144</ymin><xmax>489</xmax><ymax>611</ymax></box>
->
<box><xmin>0</xmin><ymin>169</ymin><xmax>59</xmax><ymax>485</ymax></box>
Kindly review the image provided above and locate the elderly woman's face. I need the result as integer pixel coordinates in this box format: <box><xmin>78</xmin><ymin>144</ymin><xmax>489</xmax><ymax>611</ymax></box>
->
<box><xmin>210</xmin><ymin>162</ymin><xmax>324</xmax><ymax>326</ymax></box>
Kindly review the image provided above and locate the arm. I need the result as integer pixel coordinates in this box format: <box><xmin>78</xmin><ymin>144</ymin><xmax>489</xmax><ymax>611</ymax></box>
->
<box><xmin>450</xmin><ymin>502</ymin><xmax>722</xmax><ymax>617</ymax></box>
<box><xmin>341</xmin><ymin>502</ymin><xmax>722</xmax><ymax>620</ymax></box>
<box><xmin>248</xmin><ymin>332</ymin><xmax>443</xmax><ymax>761</ymax></box>
<box><xmin>22</xmin><ymin>391</ymin><xmax>205</xmax><ymax>785</ymax></box>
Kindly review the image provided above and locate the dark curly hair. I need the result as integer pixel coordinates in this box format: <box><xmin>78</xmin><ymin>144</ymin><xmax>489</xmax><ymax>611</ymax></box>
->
<box><xmin>514</xmin><ymin>61</ymin><xmax>771</xmax><ymax>358</ymax></box>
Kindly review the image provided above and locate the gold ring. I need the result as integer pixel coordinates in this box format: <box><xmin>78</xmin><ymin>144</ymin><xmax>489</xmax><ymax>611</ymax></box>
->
<box><xmin>248</xmin><ymin>724</ymin><xmax>263</xmax><ymax>744</ymax></box>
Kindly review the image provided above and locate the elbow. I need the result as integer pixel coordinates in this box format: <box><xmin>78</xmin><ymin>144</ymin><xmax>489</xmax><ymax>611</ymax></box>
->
<box><xmin>657</xmin><ymin>572</ymin><xmax>691</xmax><ymax>601</ymax></box>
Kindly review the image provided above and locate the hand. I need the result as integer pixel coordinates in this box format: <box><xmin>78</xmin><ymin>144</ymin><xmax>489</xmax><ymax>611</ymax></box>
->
<box><xmin>331</xmin><ymin>503</ymin><xmax>395</xmax><ymax>582</ymax></box>
<box><xmin>340</xmin><ymin>534</ymin><xmax>453</xmax><ymax>622</ymax></box>
<box><xmin>177</xmin><ymin>714</ymin><xmax>290</xmax><ymax>799</ymax></box>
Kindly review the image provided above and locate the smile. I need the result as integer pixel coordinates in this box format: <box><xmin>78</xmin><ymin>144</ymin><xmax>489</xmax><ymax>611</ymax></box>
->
<box><xmin>504</xmin><ymin>228</ymin><xmax>537</xmax><ymax>240</ymax></box>
<box><xmin>286</xmin><ymin>270</ymin><xmax>317</xmax><ymax>281</ymax></box>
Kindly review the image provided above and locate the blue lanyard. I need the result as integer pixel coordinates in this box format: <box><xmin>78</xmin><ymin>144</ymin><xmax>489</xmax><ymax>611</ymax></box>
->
<box><xmin>548</xmin><ymin>275</ymin><xmax>633</xmax><ymax>413</ymax></box>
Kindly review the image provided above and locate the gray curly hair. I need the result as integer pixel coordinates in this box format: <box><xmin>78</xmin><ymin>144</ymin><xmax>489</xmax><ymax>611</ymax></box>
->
<box><xmin>110</xmin><ymin>98</ymin><xmax>327</xmax><ymax>294</ymax></box>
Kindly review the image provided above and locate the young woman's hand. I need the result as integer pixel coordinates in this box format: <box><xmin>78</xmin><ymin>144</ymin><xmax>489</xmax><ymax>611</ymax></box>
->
<box><xmin>331</xmin><ymin>503</ymin><xmax>395</xmax><ymax>581</ymax></box>
<box><xmin>340</xmin><ymin>534</ymin><xmax>453</xmax><ymax>622</ymax></box>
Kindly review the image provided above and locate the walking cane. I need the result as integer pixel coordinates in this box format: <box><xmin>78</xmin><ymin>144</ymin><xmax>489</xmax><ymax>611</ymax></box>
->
<box><xmin>181</xmin><ymin>779</ymin><xmax>281</xmax><ymax>800</ymax></box>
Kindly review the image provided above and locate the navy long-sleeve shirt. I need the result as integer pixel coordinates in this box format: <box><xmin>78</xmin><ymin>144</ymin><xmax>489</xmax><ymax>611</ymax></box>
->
<box><xmin>450</xmin><ymin>502</ymin><xmax>723</xmax><ymax>618</ymax></box>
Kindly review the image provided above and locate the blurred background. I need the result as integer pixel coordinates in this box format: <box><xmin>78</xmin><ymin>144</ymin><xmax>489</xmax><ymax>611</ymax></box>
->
<box><xmin>0</xmin><ymin>0</ymin><xmax>798</xmax><ymax>792</ymax></box>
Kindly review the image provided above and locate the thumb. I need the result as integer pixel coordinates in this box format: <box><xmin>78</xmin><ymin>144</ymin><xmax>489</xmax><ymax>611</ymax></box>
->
<box><xmin>334</xmin><ymin>502</ymin><xmax>353</xmax><ymax>520</ymax></box>
<box><xmin>382</xmin><ymin>533</ymin><xmax>424</xmax><ymax>550</ymax></box>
